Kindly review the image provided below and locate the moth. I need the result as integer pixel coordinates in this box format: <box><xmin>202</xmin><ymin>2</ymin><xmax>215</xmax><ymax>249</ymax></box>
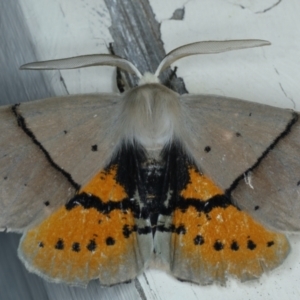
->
<box><xmin>0</xmin><ymin>40</ymin><xmax>299</xmax><ymax>287</ymax></box>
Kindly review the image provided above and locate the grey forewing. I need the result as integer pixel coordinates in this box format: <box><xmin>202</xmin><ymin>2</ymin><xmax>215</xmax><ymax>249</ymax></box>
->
<box><xmin>180</xmin><ymin>94</ymin><xmax>300</xmax><ymax>231</ymax></box>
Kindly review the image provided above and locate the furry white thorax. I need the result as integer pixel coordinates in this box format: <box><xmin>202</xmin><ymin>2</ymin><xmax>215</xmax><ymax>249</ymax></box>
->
<box><xmin>117</xmin><ymin>77</ymin><xmax>182</xmax><ymax>151</ymax></box>
<box><xmin>138</xmin><ymin>72</ymin><xmax>160</xmax><ymax>86</ymax></box>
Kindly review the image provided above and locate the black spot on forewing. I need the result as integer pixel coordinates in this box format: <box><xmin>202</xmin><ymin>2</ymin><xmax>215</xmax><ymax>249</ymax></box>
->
<box><xmin>254</xmin><ymin>205</ymin><xmax>260</xmax><ymax>211</ymax></box>
<box><xmin>38</xmin><ymin>242</ymin><xmax>44</xmax><ymax>248</ymax></box>
<box><xmin>204</xmin><ymin>146</ymin><xmax>211</xmax><ymax>153</ymax></box>
<box><xmin>267</xmin><ymin>241</ymin><xmax>275</xmax><ymax>247</ymax></box>
<box><xmin>236</xmin><ymin>132</ymin><xmax>241</xmax><ymax>137</ymax></box>
<box><xmin>44</xmin><ymin>201</ymin><xmax>50</xmax><ymax>206</ymax></box>
<box><xmin>91</xmin><ymin>144</ymin><xmax>98</xmax><ymax>152</ymax></box>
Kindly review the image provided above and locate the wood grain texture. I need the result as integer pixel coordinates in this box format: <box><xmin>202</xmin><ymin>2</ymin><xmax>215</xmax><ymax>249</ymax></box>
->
<box><xmin>103</xmin><ymin>0</ymin><xmax>187</xmax><ymax>93</ymax></box>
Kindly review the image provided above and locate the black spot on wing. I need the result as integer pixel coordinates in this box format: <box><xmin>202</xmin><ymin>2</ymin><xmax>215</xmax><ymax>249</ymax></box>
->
<box><xmin>204</xmin><ymin>146</ymin><xmax>211</xmax><ymax>153</ymax></box>
<box><xmin>214</xmin><ymin>240</ymin><xmax>224</xmax><ymax>251</ymax></box>
<box><xmin>194</xmin><ymin>235</ymin><xmax>205</xmax><ymax>245</ymax></box>
<box><xmin>91</xmin><ymin>144</ymin><xmax>98</xmax><ymax>151</ymax></box>
<box><xmin>72</xmin><ymin>242</ymin><xmax>81</xmax><ymax>252</ymax></box>
<box><xmin>44</xmin><ymin>201</ymin><xmax>50</xmax><ymax>206</ymax></box>
<box><xmin>247</xmin><ymin>240</ymin><xmax>256</xmax><ymax>250</ymax></box>
<box><xmin>87</xmin><ymin>239</ymin><xmax>97</xmax><ymax>252</ymax></box>
<box><xmin>106</xmin><ymin>237</ymin><xmax>115</xmax><ymax>246</ymax></box>
<box><xmin>231</xmin><ymin>241</ymin><xmax>239</xmax><ymax>251</ymax></box>
<box><xmin>55</xmin><ymin>239</ymin><xmax>64</xmax><ymax>250</ymax></box>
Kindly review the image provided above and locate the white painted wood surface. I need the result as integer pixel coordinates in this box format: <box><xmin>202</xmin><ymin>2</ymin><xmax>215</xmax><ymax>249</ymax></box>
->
<box><xmin>1</xmin><ymin>0</ymin><xmax>300</xmax><ymax>299</ymax></box>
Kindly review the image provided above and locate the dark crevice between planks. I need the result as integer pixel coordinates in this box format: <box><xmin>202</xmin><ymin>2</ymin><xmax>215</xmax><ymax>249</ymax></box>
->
<box><xmin>104</xmin><ymin>0</ymin><xmax>188</xmax><ymax>94</ymax></box>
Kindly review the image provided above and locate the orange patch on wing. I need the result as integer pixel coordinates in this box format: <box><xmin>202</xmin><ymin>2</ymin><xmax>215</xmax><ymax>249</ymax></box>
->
<box><xmin>171</xmin><ymin>166</ymin><xmax>290</xmax><ymax>282</ymax></box>
<box><xmin>21</xmin><ymin>206</ymin><xmax>136</xmax><ymax>282</ymax></box>
<box><xmin>21</xmin><ymin>205</ymin><xmax>139</xmax><ymax>285</ymax></box>
<box><xmin>172</xmin><ymin>206</ymin><xmax>289</xmax><ymax>281</ymax></box>
<box><xmin>79</xmin><ymin>165</ymin><xmax>127</xmax><ymax>203</ymax></box>
<box><xmin>20</xmin><ymin>164</ymin><xmax>141</xmax><ymax>285</ymax></box>
<box><xmin>180</xmin><ymin>167</ymin><xmax>223</xmax><ymax>201</ymax></box>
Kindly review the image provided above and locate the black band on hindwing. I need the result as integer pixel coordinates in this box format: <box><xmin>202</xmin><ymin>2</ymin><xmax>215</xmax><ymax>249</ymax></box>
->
<box><xmin>66</xmin><ymin>141</ymin><xmax>147</xmax><ymax>216</ymax></box>
<box><xmin>155</xmin><ymin>142</ymin><xmax>233</xmax><ymax>234</ymax></box>
<box><xmin>65</xmin><ymin>141</ymin><xmax>233</xmax><ymax>235</ymax></box>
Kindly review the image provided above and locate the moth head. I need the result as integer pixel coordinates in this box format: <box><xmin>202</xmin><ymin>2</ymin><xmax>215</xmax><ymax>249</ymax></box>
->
<box><xmin>20</xmin><ymin>40</ymin><xmax>270</xmax><ymax>86</ymax></box>
<box><xmin>138</xmin><ymin>72</ymin><xmax>160</xmax><ymax>86</ymax></box>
